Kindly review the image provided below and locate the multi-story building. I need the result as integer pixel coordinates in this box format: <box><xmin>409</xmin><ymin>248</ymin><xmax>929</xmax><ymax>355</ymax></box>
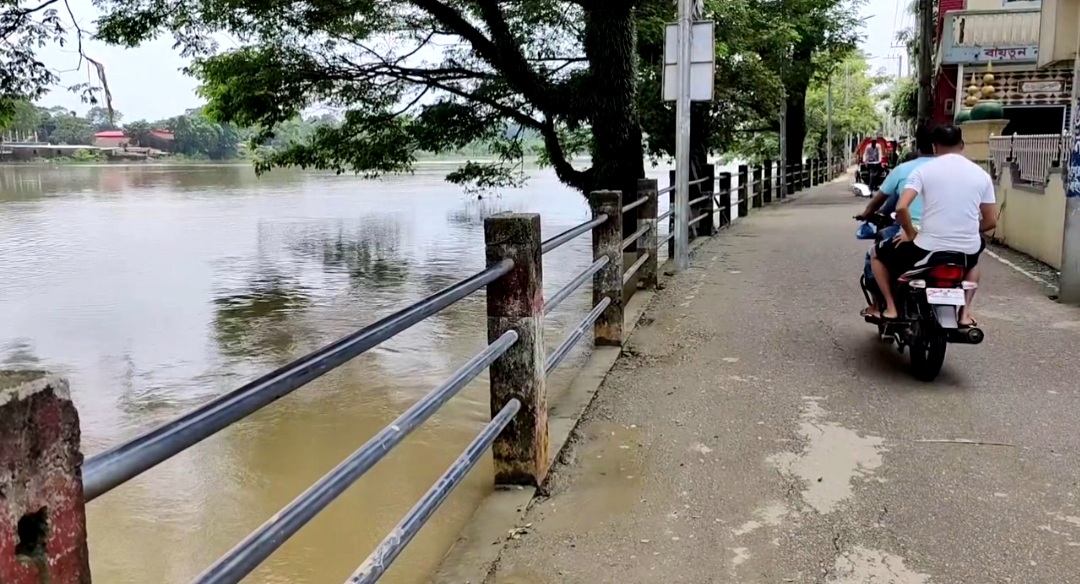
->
<box><xmin>935</xmin><ymin>0</ymin><xmax>1071</xmax><ymax>135</ymax></box>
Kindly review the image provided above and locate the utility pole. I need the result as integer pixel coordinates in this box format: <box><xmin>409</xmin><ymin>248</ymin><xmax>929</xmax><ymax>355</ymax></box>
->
<box><xmin>826</xmin><ymin>77</ymin><xmax>833</xmax><ymax>176</ymax></box>
<box><xmin>779</xmin><ymin>97</ymin><xmax>788</xmax><ymax>197</ymax></box>
<box><xmin>673</xmin><ymin>0</ymin><xmax>693</xmax><ymax>270</ymax></box>
<box><xmin>917</xmin><ymin>0</ymin><xmax>934</xmax><ymax>122</ymax></box>
<box><xmin>1061</xmin><ymin>52</ymin><xmax>1080</xmax><ymax>304</ymax></box>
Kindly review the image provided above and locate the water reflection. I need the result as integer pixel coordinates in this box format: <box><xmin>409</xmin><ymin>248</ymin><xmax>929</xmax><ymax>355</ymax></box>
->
<box><xmin>213</xmin><ymin>274</ymin><xmax>312</xmax><ymax>360</ymax></box>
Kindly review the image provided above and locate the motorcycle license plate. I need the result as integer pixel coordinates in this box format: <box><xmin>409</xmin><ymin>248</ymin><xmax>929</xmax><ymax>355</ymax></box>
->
<box><xmin>926</xmin><ymin>288</ymin><xmax>965</xmax><ymax>306</ymax></box>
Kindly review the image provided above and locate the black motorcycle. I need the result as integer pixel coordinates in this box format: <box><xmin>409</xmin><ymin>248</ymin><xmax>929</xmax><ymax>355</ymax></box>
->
<box><xmin>857</xmin><ymin>162</ymin><xmax>888</xmax><ymax>192</ymax></box>
<box><xmin>856</xmin><ymin>213</ymin><xmax>985</xmax><ymax>381</ymax></box>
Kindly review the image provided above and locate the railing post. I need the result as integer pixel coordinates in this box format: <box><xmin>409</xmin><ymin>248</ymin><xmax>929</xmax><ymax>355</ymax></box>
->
<box><xmin>717</xmin><ymin>172</ymin><xmax>732</xmax><ymax>228</ymax></box>
<box><xmin>484</xmin><ymin>214</ymin><xmax>548</xmax><ymax>486</ymax></box>
<box><xmin>699</xmin><ymin>164</ymin><xmax>716</xmax><ymax>236</ymax></box>
<box><xmin>737</xmin><ymin>164</ymin><xmax>749</xmax><ymax>218</ymax></box>
<box><xmin>752</xmin><ymin>164</ymin><xmax>763</xmax><ymax>209</ymax></box>
<box><xmin>667</xmin><ymin>170</ymin><xmax>676</xmax><ymax>259</ymax></box>
<box><xmin>0</xmin><ymin>371</ymin><xmax>91</xmax><ymax>584</ymax></box>
<box><xmin>763</xmin><ymin>160</ymin><xmax>773</xmax><ymax>204</ymax></box>
<box><xmin>637</xmin><ymin>179</ymin><xmax>659</xmax><ymax>289</ymax></box>
<box><xmin>803</xmin><ymin>158</ymin><xmax>812</xmax><ymax>189</ymax></box>
<box><xmin>590</xmin><ymin>191</ymin><xmax>623</xmax><ymax>346</ymax></box>
<box><xmin>786</xmin><ymin>163</ymin><xmax>796</xmax><ymax>196</ymax></box>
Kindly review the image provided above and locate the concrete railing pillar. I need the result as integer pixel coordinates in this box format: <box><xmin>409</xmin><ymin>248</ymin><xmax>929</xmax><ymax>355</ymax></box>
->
<box><xmin>763</xmin><ymin>160</ymin><xmax>773</xmax><ymax>204</ymax></box>
<box><xmin>752</xmin><ymin>165</ymin><xmax>763</xmax><ymax>208</ymax></box>
<box><xmin>0</xmin><ymin>371</ymin><xmax>91</xmax><ymax>584</ymax></box>
<box><xmin>590</xmin><ymin>191</ymin><xmax>623</xmax><ymax>346</ymax></box>
<box><xmin>717</xmin><ymin>172</ymin><xmax>732</xmax><ymax>228</ymax></box>
<box><xmin>737</xmin><ymin>164</ymin><xmax>749</xmax><ymax>219</ymax></box>
<box><xmin>636</xmin><ymin>179</ymin><xmax>659</xmax><ymax>289</ymax></box>
<box><xmin>699</xmin><ymin>164</ymin><xmax>716</xmax><ymax>237</ymax></box>
<box><xmin>484</xmin><ymin>214</ymin><xmax>548</xmax><ymax>486</ymax></box>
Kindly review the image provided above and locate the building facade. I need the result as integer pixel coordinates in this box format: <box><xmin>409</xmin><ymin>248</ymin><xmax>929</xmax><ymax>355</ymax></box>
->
<box><xmin>935</xmin><ymin>0</ymin><xmax>1071</xmax><ymax>135</ymax></box>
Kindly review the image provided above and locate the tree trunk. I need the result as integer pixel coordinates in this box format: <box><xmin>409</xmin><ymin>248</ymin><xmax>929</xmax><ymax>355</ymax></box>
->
<box><xmin>584</xmin><ymin>4</ymin><xmax>646</xmax><ymax>246</ymax></box>
<box><xmin>783</xmin><ymin>85</ymin><xmax>808</xmax><ymax>164</ymax></box>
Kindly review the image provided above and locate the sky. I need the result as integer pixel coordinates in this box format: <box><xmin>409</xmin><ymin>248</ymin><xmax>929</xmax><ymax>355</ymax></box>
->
<box><xmin>37</xmin><ymin>0</ymin><xmax>908</xmax><ymax>121</ymax></box>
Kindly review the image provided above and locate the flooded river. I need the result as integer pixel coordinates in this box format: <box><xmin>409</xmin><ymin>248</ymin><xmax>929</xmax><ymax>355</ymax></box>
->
<box><xmin>0</xmin><ymin>161</ymin><xmax>694</xmax><ymax>583</ymax></box>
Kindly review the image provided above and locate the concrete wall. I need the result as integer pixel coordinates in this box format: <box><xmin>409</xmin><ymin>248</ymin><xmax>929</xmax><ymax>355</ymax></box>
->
<box><xmin>993</xmin><ymin>163</ymin><xmax>1066</xmax><ymax>268</ymax></box>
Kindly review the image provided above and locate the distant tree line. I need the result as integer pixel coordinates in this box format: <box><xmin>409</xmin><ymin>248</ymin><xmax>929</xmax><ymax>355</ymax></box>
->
<box><xmin>0</xmin><ymin>100</ymin><xmax>547</xmax><ymax>162</ymax></box>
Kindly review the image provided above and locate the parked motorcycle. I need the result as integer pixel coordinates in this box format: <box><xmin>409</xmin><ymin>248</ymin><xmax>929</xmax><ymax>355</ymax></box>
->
<box><xmin>855</xmin><ymin>213</ymin><xmax>984</xmax><ymax>381</ymax></box>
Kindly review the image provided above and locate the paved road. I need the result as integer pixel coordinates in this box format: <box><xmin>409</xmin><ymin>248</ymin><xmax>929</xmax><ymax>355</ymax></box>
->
<box><xmin>490</xmin><ymin>180</ymin><xmax>1080</xmax><ymax>583</ymax></box>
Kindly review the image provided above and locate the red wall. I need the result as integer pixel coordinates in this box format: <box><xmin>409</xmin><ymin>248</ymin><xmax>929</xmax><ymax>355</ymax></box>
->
<box><xmin>933</xmin><ymin>66</ymin><xmax>959</xmax><ymax>124</ymax></box>
<box><xmin>938</xmin><ymin>0</ymin><xmax>965</xmax><ymax>39</ymax></box>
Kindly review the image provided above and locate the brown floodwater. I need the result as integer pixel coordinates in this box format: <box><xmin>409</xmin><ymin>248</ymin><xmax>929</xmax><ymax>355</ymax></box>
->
<box><xmin>0</xmin><ymin>161</ymin><xmax>684</xmax><ymax>584</ymax></box>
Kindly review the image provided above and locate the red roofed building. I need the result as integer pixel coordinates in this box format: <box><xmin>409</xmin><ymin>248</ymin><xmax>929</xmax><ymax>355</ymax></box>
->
<box><xmin>93</xmin><ymin>130</ymin><xmax>128</xmax><ymax>148</ymax></box>
<box><xmin>92</xmin><ymin>129</ymin><xmax>176</xmax><ymax>151</ymax></box>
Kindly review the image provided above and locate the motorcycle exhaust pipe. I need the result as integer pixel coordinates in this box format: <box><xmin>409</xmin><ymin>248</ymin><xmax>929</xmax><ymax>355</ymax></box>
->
<box><xmin>946</xmin><ymin>327</ymin><xmax>985</xmax><ymax>344</ymax></box>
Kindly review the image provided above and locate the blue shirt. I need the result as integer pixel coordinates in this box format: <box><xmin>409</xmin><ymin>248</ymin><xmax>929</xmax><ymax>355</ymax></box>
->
<box><xmin>878</xmin><ymin>157</ymin><xmax>932</xmax><ymax>223</ymax></box>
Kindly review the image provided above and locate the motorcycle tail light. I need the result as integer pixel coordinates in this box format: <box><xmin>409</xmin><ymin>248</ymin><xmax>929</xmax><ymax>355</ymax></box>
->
<box><xmin>927</xmin><ymin>265</ymin><xmax>965</xmax><ymax>286</ymax></box>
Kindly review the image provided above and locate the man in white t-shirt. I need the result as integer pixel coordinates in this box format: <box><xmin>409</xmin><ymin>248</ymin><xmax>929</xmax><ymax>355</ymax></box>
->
<box><xmin>870</xmin><ymin>125</ymin><xmax>997</xmax><ymax>326</ymax></box>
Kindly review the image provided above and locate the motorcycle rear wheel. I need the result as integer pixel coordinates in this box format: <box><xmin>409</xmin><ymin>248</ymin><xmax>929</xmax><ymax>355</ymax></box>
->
<box><xmin>910</xmin><ymin>329</ymin><xmax>947</xmax><ymax>381</ymax></box>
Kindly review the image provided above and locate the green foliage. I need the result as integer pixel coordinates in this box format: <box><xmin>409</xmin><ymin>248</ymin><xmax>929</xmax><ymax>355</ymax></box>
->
<box><xmin>93</xmin><ymin>0</ymin><xmax>647</xmax><ymax>193</ymax></box>
<box><xmin>1</xmin><ymin>0</ymin><xmax>113</xmax><ymax>126</ymax></box>
<box><xmin>87</xmin><ymin>106</ymin><xmax>123</xmax><ymax>131</ymax></box>
<box><xmin>164</xmin><ymin>110</ymin><xmax>242</xmax><ymax>160</ymax></box>
<box><xmin>637</xmin><ymin>0</ymin><xmax>867</xmax><ymax>165</ymax></box>
<box><xmin>635</xmin><ymin>0</ymin><xmax>789</xmax><ymax>162</ymax></box>
<box><xmin>889</xmin><ymin>77</ymin><xmax>918</xmax><ymax>123</ymax></box>
<box><xmin>804</xmin><ymin>52</ymin><xmax>886</xmax><ymax>156</ymax></box>
<box><xmin>49</xmin><ymin>112</ymin><xmax>94</xmax><ymax>145</ymax></box>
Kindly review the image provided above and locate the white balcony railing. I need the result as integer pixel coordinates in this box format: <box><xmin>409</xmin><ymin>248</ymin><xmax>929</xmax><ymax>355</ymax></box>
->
<box><xmin>990</xmin><ymin>133</ymin><xmax>1069</xmax><ymax>185</ymax></box>
<box><xmin>949</xmin><ymin>9</ymin><xmax>1041</xmax><ymax>48</ymax></box>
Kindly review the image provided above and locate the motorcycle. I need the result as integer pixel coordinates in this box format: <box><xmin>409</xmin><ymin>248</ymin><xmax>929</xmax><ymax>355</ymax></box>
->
<box><xmin>857</xmin><ymin>162</ymin><xmax>888</xmax><ymax>192</ymax></box>
<box><xmin>855</xmin><ymin>213</ymin><xmax>985</xmax><ymax>381</ymax></box>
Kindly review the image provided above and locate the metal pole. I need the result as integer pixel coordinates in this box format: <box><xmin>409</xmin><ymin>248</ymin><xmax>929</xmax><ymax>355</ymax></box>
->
<box><xmin>1061</xmin><ymin>52</ymin><xmax>1080</xmax><ymax>304</ymax></box>
<box><xmin>779</xmin><ymin>96</ymin><xmax>788</xmax><ymax>198</ymax></box>
<box><xmin>673</xmin><ymin>0</ymin><xmax>693</xmax><ymax>270</ymax></box>
<box><xmin>917</xmin><ymin>0</ymin><xmax>934</xmax><ymax>122</ymax></box>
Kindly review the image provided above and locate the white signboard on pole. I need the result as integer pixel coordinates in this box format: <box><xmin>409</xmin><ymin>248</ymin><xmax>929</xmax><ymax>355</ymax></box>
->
<box><xmin>663</xmin><ymin>21</ymin><xmax>715</xmax><ymax>102</ymax></box>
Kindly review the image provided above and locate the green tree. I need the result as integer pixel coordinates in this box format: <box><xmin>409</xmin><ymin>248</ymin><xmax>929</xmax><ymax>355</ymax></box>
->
<box><xmin>125</xmin><ymin>119</ymin><xmax>152</xmax><ymax>145</ymax></box>
<box><xmin>165</xmin><ymin>110</ymin><xmax>241</xmax><ymax>160</ymax></box>
<box><xmin>636</xmin><ymin>0</ymin><xmax>789</xmax><ymax>171</ymax></box>
<box><xmin>48</xmin><ymin>112</ymin><xmax>94</xmax><ymax>144</ymax></box>
<box><xmin>94</xmin><ymin>0</ymin><xmax>648</xmax><ymax>197</ymax></box>
<box><xmin>87</xmin><ymin>105</ymin><xmax>123</xmax><ymax>131</ymax></box>
<box><xmin>803</xmin><ymin>52</ymin><xmax>886</xmax><ymax>158</ymax></box>
<box><xmin>0</xmin><ymin>100</ymin><xmax>41</xmax><ymax>140</ymax></box>
<box><xmin>1</xmin><ymin>0</ymin><xmax>112</xmax><ymax>125</ymax></box>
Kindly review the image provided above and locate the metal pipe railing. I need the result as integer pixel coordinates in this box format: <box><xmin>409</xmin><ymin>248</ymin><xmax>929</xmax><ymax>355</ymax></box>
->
<box><xmin>622</xmin><ymin>252</ymin><xmax>650</xmax><ymax>286</ymax></box>
<box><xmin>622</xmin><ymin>195</ymin><xmax>649</xmax><ymax>213</ymax></box>
<box><xmin>346</xmin><ymin>399</ymin><xmax>521</xmax><ymax>584</ymax></box>
<box><xmin>688</xmin><ymin>211</ymin><xmax>710</xmax><ymax>227</ymax></box>
<box><xmin>545</xmin><ymin>298</ymin><xmax>612</xmax><ymax>375</ymax></box>
<box><xmin>688</xmin><ymin>194</ymin><xmax>711</xmax><ymax>206</ymax></box>
<box><xmin>82</xmin><ymin>259</ymin><xmax>515</xmax><ymax>502</ymax></box>
<box><xmin>621</xmin><ymin>223</ymin><xmax>651</xmax><ymax>250</ymax></box>
<box><xmin>541</xmin><ymin>215</ymin><xmax>608</xmax><ymax>254</ymax></box>
<box><xmin>658</xmin><ymin>209</ymin><xmax>673</xmax><ymax>222</ymax></box>
<box><xmin>545</xmin><ymin>256</ymin><xmax>610</xmax><ymax>314</ymax></box>
<box><xmin>190</xmin><ymin>331</ymin><xmax>520</xmax><ymax>584</ymax></box>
